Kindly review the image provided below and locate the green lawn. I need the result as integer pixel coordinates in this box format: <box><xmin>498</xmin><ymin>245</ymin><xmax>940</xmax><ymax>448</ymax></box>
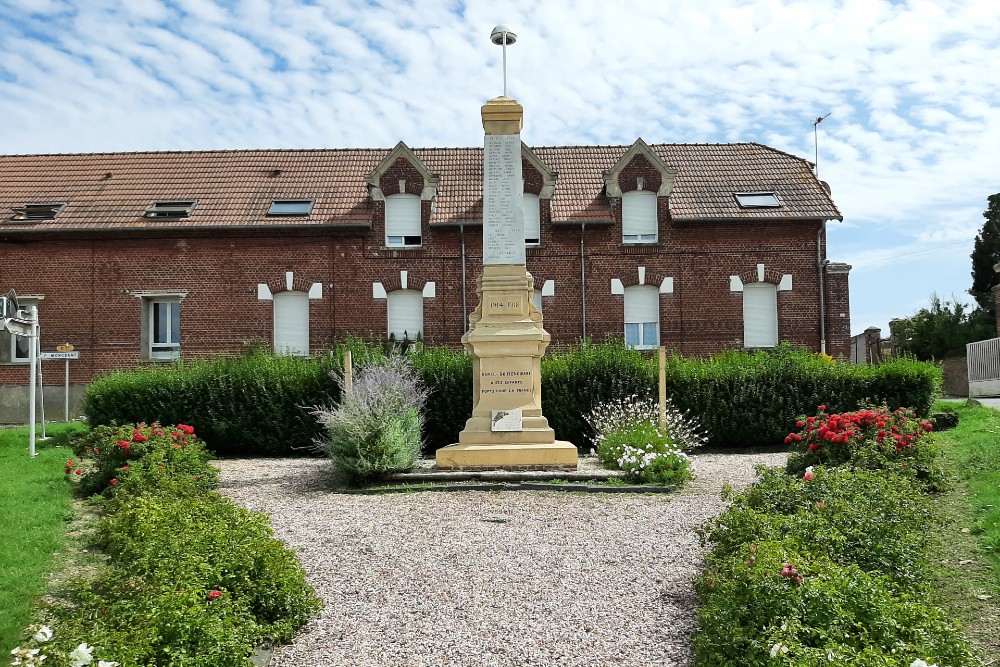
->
<box><xmin>0</xmin><ymin>423</ymin><xmax>84</xmax><ymax>655</ymax></box>
<box><xmin>927</xmin><ymin>401</ymin><xmax>1000</xmax><ymax>661</ymax></box>
<box><xmin>937</xmin><ymin>401</ymin><xmax>1000</xmax><ymax>570</ymax></box>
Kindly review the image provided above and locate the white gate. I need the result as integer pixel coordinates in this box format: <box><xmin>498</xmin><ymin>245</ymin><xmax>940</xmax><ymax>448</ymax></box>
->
<box><xmin>967</xmin><ymin>337</ymin><xmax>1000</xmax><ymax>398</ymax></box>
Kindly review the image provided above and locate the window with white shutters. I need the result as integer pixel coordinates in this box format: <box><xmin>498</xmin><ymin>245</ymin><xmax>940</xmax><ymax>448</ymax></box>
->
<box><xmin>385</xmin><ymin>193</ymin><xmax>421</xmax><ymax>247</ymax></box>
<box><xmin>624</xmin><ymin>285</ymin><xmax>659</xmax><ymax>349</ymax></box>
<box><xmin>524</xmin><ymin>193</ymin><xmax>540</xmax><ymax>245</ymax></box>
<box><xmin>622</xmin><ymin>190</ymin><xmax>657</xmax><ymax>243</ymax></box>
<box><xmin>387</xmin><ymin>289</ymin><xmax>423</xmax><ymax>340</ymax></box>
<box><xmin>274</xmin><ymin>291</ymin><xmax>309</xmax><ymax>356</ymax></box>
<box><xmin>743</xmin><ymin>283</ymin><xmax>778</xmax><ymax>348</ymax></box>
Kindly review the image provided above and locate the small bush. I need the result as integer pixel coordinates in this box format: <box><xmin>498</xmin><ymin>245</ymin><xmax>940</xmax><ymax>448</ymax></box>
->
<box><xmin>783</xmin><ymin>406</ymin><xmax>945</xmax><ymax>489</ymax></box>
<box><xmin>700</xmin><ymin>466</ymin><xmax>930</xmax><ymax>589</ymax></box>
<box><xmin>312</xmin><ymin>355</ymin><xmax>428</xmax><ymax>485</ymax></box>
<box><xmin>695</xmin><ymin>539</ymin><xmax>976</xmax><ymax>666</ymax></box>
<box><xmin>67</xmin><ymin>422</ymin><xmax>216</xmax><ymax>498</ymax></box>
<box><xmin>96</xmin><ymin>494</ymin><xmax>321</xmax><ymax>643</ymax></box>
<box><xmin>586</xmin><ymin>395</ymin><xmax>706</xmax><ymax>485</ymax></box>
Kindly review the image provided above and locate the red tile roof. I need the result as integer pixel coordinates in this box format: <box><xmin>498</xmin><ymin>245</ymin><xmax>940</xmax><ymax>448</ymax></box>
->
<box><xmin>0</xmin><ymin>143</ymin><xmax>841</xmax><ymax>232</ymax></box>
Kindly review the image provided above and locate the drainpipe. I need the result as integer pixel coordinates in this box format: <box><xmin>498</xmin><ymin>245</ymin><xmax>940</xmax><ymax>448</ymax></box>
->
<box><xmin>817</xmin><ymin>222</ymin><xmax>829</xmax><ymax>355</ymax></box>
<box><xmin>580</xmin><ymin>222</ymin><xmax>588</xmax><ymax>339</ymax></box>
<box><xmin>460</xmin><ymin>224</ymin><xmax>468</xmax><ymax>333</ymax></box>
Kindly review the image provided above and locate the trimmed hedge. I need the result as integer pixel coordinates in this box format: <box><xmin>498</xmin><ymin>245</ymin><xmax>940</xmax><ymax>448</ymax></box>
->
<box><xmin>85</xmin><ymin>341</ymin><xmax>941</xmax><ymax>455</ymax></box>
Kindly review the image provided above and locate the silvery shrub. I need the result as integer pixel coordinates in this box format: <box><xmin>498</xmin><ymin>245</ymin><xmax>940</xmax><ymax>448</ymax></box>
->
<box><xmin>312</xmin><ymin>355</ymin><xmax>429</xmax><ymax>485</ymax></box>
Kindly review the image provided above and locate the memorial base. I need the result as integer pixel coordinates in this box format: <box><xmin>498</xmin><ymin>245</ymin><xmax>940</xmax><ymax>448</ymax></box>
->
<box><xmin>435</xmin><ymin>441</ymin><xmax>578</xmax><ymax>470</ymax></box>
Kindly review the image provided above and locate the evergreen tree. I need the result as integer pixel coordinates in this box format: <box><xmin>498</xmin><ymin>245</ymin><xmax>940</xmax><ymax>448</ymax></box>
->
<box><xmin>969</xmin><ymin>193</ymin><xmax>1000</xmax><ymax>317</ymax></box>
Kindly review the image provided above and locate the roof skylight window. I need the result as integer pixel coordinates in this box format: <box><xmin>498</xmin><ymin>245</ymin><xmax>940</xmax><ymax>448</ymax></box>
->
<box><xmin>11</xmin><ymin>203</ymin><xmax>66</xmax><ymax>220</ymax></box>
<box><xmin>144</xmin><ymin>201</ymin><xmax>197</xmax><ymax>218</ymax></box>
<box><xmin>267</xmin><ymin>199</ymin><xmax>314</xmax><ymax>216</ymax></box>
<box><xmin>735</xmin><ymin>192</ymin><xmax>782</xmax><ymax>208</ymax></box>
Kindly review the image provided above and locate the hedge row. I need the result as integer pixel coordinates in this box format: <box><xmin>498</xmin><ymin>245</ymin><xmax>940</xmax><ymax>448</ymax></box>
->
<box><xmin>84</xmin><ymin>341</ymin><xmax>940</xmax><ymax>456</ymax></box>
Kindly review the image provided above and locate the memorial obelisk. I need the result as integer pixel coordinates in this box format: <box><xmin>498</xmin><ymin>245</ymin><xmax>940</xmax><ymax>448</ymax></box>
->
<box><xmin>436</xmin><ymin>26</ymin><xmax>577</xmax><ymax>470</ymax></box>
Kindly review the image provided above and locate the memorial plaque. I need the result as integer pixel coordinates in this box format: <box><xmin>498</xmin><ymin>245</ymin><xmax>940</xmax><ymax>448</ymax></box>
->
<box><xmin>491</xmin><ymin>409</ymin><xmax>523</xmax><ymax>432</ymax></box>
<box><xmin>483</xmin><ymin>133</ymin><xmax>525</xmax><ymax>265</ymax></box>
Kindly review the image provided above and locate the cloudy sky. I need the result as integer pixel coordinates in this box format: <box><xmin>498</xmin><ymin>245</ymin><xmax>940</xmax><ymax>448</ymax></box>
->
<box><xmin>3</xmin><ymin>0</ymin><xmax>1000</xmax><ymax>336</ymax></box>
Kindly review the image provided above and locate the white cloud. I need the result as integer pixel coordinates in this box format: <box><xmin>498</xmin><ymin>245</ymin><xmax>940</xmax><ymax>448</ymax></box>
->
<box><xmin>1</xmin><ymin>0</ymin><xmax>999</xmax><ymax>334</ymax></box>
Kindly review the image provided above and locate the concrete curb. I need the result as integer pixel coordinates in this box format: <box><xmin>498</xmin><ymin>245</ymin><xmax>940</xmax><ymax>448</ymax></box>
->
<box><xmin>342</xmin><ymin>481</ymin><xmax>677</xmax><ymax>495</ymax></box>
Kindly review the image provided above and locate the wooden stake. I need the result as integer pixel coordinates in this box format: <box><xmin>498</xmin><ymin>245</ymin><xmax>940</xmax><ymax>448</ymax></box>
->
<box><xmin>658</xmin><ymin>346</ymin><xmax>666</xmax><ymax>428</ymax></box>
<box><xmin>344</xmin><ymin>349</ymin><xmax>353</xmax><ymax>394</ymax></box>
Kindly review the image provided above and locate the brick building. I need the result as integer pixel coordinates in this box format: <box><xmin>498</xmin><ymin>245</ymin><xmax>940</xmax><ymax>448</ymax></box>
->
<box><xmin>0</xmin><ymin>139</ymin><xmax>848</xmax><ymax>418</ymax></box>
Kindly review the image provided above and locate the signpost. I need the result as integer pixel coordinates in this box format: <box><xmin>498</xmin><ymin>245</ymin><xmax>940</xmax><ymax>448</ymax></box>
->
<box><xmin>41</xmin><ymin>347</ymin><xmax>78</xmax><ymax>422</ymax></box>
<box><xmin>2</xmin><ymin>291</ymin><xmax>44</xmax><ymax>457</ymax></box>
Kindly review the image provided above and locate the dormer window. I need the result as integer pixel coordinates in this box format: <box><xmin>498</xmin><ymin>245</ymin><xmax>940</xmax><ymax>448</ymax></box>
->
<box><xmin>268</xmin><ymin>199</ymin><xmax>314</xmax><ymax>216</ymax></box>
<box><xmin>735</xmin><ymin>192</ymin><xmax>782</xmax><ymax>208</ymax></box>
<box><xmin>523</xmin><ymin>193</ymin><xmax>540</xmax><ymax>245</ymax></box>
<box><xmin>11</xmin><ymin>203</ymin><xmax>65</xmax><ymax>220</ymax></box>
<box><xmin>385</xmin><ymin>193</ymin><xmax>421</xmax><ymax>247</ymax></box>
<box><xmin>144</xmin><ymin>200</ymin><xmax>196</xmax><ymax>218</ymax></box>
<box><xmin>622</xmin><ymin>190</ymin><xmax>657</xmax><ymax>243</ymax></box>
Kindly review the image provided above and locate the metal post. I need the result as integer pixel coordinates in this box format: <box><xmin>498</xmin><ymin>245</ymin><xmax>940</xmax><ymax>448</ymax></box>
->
<box><xmin>502</xmin><ymin>33</ymin><xmax>508</xmax><ymax>97</ymax></box>
<box><xmin>28</xmin><ymin>306</ymin><xmax>37</xmax><ymax>457</ymax></box>
<box><xmin>65</xmin><ymin>353</ymin><xmax>70</xmax><ymax>422</ymax></box>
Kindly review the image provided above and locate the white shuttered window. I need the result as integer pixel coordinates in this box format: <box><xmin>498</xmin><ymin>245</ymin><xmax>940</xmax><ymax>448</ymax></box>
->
<box><xmin>622</xmin><ymin>190</ymin><xmax>657</xmax><ymax>243</ymax></box>
<box><xmin>385</xmin><ymin>193</ymin><xmax>421</xmax><ymax>247</ymax></box>
<box><xmin>387</xmin><ymin>289</ymin><xmax>423</xmax><ymax>340</ymax></box>
<box><xmin>274</xmin><ymin>291</ymin><xmax>309</xmax><ymax>356</ymax></box>
<box><xmin>624</xmin><ymin>285</ymin><xmax>659</xmax><ymax>349</ymax></box>
<box><xmin>523</xmin><ymin>193</ymin><xmax>540</xmax><ymax>245</ymax></box>
<box><xmin>743</xmin><ymin>283</ymin><xmax>778</xmax><ymax>348</ymax></box>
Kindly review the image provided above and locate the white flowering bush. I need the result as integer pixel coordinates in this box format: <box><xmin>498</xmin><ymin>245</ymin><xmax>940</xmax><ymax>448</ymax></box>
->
<box><xmin>8</xmin><ymin>625</ymin><xmax>118</xmax><ymax>667</ymax></box>
<box><xmin>586</xmin><ymin>395</ymin><xmax>707</xmax><ymax>485</ymax></box>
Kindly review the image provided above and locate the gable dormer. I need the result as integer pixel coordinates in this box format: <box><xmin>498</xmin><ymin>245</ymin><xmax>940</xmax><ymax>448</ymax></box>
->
<box><xmin>604</xmin><ymin>139</ymin><xmax>678</xmax><ymax>244</ymax></box>
<box><xmin>366</xmin><ymin>141</ymin><xmax>440</xmax><ymax>201</ymax></box>
<box><xmin>521</xmin><ymin>143</ymin><xmax>557</xmax><ymax>198</ymax></box>
<box><xmin>366</xmin><ymin>142</ymin><xmax>440</xmax><ymax>249</ymax></box>
<box><xmin>602</xmin><ymin>138</ymin><xmax>677</xmax><ymax>198</ymax></box>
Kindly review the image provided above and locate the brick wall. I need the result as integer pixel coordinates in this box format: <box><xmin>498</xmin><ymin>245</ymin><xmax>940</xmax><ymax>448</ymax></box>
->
<box><xmin>0</xmin><ymin>209</ymin><xmax>849</xmax><ymax>388</ymax></box>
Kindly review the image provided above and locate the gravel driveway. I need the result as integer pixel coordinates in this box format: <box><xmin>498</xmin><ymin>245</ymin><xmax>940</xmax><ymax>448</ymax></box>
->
<box><xmin>216</xmin><ymin>452</ymin><xmax>786</xmax><ymax>667</ymax></box>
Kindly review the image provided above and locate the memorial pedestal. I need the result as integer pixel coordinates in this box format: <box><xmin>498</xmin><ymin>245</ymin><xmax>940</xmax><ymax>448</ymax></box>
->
<box><xmin>435</xmin><ymin>266</ymin><xmax>577</xmax><ymax>470</ymax></box>
<box><xmin>435</xmin><ymin>95</ymin><xmax>577</xmax><ymax>471</ymax></box>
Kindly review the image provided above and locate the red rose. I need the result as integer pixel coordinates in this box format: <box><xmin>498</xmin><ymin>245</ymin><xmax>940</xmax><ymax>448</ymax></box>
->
<box><xmin>118</xmin><ymin>440</ymin><xmax>130</xmax><ymax>448</ymax></box>
<box><xmin>817</xmin><ymin>404</ymin><xmax>826</xmax><ymax>411</ymax></box>
<box><xmin>207</xmin><ymin>590</ymin><xmax>222</xmax><ymax>601</ymax></box>
<box><xmin>808</xmin><ymin>443</ymin><xmax>819</xmax><ymax>451</ymax></box>
<box><xmin>75</xmin><ymin>469</ymin><xmax>82</xmax><ymax>475</ymax></box>
<box><xmin>795</xmin><ymin>420</ymin><xmax>805</xmax><ymax>428</ymax></box>
<box><xmin>93</xmin><ymin>447</ymin><xmax>99</xmax><ymax>454</ymax></box>
<box><xmin>122</xmin><ymin>465</ymin><xmax>129</xmax><ymax>471</ymax></box>
<box><xmin>110</xmin><ymin>478</ymin><xmax>118</xmax><ymax>486</ymax></box>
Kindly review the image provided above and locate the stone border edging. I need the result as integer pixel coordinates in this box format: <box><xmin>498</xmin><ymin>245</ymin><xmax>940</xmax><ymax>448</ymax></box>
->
<box><xmin>342</xmin><ymin>481</ymin><xmax>677</xmax><ymax>495</ymax></box>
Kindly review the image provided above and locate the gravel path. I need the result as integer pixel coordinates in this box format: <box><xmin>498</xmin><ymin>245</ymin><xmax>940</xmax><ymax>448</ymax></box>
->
<box><xmin>216</xmin><ymin>452</ymin><xmax>786</xmax><ymax>667</ymax></box>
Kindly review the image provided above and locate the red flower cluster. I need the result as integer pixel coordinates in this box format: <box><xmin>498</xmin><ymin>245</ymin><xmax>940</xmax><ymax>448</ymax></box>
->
<box><xmin>207</xmin><ymin>590</ymin><xmax>222</xmax><ymax>601</ymax></box>
<box><xmin>785</xmin><ymin>405</ymin><xmax>932</xmax><ymax>466</ymax></box>
<box><xmin>65</xmin><ymin>459</ymin><xmax>74</xmax><ymax>474</ymax></box>
<box><xmin>780</xmin><ymin>562</ymin><xmax>803</xmax><ymax>585</ymax></box>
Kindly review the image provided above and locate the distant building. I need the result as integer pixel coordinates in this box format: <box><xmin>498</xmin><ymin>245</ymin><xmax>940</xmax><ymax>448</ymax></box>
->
<box><xmin>0</xmin><ymin>139</ymin><xmax>849</xmax><ymax>418</ymax></box>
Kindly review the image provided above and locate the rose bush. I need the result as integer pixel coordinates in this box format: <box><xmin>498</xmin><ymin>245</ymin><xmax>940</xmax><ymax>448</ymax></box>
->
<box><xmin>784</xmin><ymin>405</ymin><xmax>944</xmax><ymax>488</ymax></box>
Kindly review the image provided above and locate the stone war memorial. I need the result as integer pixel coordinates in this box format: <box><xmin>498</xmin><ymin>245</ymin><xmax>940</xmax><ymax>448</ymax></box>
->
<box><xmin>435</xmin><ymin>34</ymin><xmax>577</xmax><ymax>470</ymax></box>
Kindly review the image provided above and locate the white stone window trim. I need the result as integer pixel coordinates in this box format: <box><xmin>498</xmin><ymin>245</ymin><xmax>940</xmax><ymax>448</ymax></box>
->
<box><xmin>729</xmin><ymin>264</ymin><xmax>792</xmax><ymax>292</ymax></box>
<box><xmin>256</xmin><ymin>272</ymin><xmax>323</xmax><ymax>301</ymax></box>
<box><xmin>610</xmin><ymin>266</ymin><xmax>673</xmax><ymax>296</ymax></box>
<box><xmin>372</xmin><ymin>270</ymin><xmax>436</xmax><ymax>300</ymax></box>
